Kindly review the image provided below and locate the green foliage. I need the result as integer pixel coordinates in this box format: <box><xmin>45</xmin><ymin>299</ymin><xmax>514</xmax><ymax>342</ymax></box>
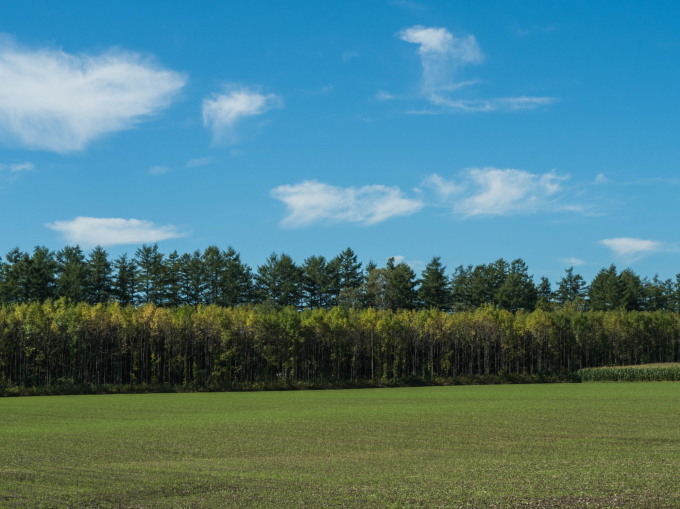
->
<box><xmin>1</xmin><ymin>302</ymin><xmax>678</xmax><ymax>393</ymax></box>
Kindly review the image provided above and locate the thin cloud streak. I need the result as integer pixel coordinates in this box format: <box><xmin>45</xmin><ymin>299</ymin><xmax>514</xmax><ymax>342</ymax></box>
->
<box><xmin>46</xmin><ymin>216</ymin><xmax>186</xmax><ymax>246</ymax></box>
<box><xmin>0</xmin><ymin>38</ymin><xmax>185</xmax><ymax>152</ymax></box>
<box><xmin>397</xmin><ymin>25</ymin><xmax>554</xmax><ymax>112</ymax></box>
<box><xmin>271</xmin><ymin>180</ymin><xmax>424</xmax><ymax>227</ymax></box>
<box><xmin>0</xmin><ymin>161</ymin><xmax>33</xmax><ymax>172</ymax></box>
<box><xmin>186</xmin><ymin>157</ymin><xmax>214</xmax><ymax>168</ymax></box>
<box><xmin>599</xmin><ymin>237</ymin><xmax>674</xmax><ymax>263</ymax></box>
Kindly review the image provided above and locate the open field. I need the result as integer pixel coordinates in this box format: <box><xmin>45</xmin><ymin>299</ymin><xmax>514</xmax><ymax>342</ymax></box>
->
<box><xmin>1</xmin><ymin>384</ymin><xmax>679</xmax><ymax>508</ymax></box>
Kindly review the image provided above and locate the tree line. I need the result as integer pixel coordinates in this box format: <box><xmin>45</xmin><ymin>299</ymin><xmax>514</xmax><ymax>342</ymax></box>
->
<box><xmin>1</xmin><ymin>302</ymin><xmax>678</xmax><ymax>392</ymax></box>
<box><xmin>1</xmin><ymin>244</ymin><xmax>679</xmax><ymax>312</ymax></box>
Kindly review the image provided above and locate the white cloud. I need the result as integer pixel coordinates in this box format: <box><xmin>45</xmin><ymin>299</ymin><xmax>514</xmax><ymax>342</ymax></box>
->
<box><xmin>560</xmin><ymin>257</ymin><xmax>586</xmax><ymax>267</ymax></box>
<box><xmin>46</xmin><ymin>216</ymin><xmax>186</xmax><ymax>246</ymax></box>
<box><xmin>148</xmin><ymin>165</ymin><xmax>171</xmax><ymax>175</ymax></box>
<box><xmin>421</xmin><ymin>173</ymin><xmax>461</xmax><ymax>199</ymax></box>
<box><xmin>424</xmin><ymin>167</ymin><xmax>568</xmax><ymax>217</ymax></box>
<box><xmin>271</xmin><ymin>180</ymin><xmax>424</xmax><ymax>227</ymax></box>
<box><xmin>0</xmin><ymin>39</ymin><xmax>185</xmax><ymax>152</ymax></box>
<box><xmin>397</xmin><ymin>25</ymin><xmax>554</xmax><ymax>112</ymax></box>
<box><xmin>398</xmin><ymin>26</ymin><xmax>483</xmax><ymax>102</ymax></box>
<box><xmin>0</xmin><ymin>161</ymin><xmax>33</xmax><ymax>172</ymax></box>
<box><xmin>599</xmin><ymin>237</ymin><xmax>666</xmax><ymax>262</ymax></box>
<box><xmin>202</xmin><ymin>86</ymin><xmax>282</xmax><ymax>144</ymax></box>
<box><xmin>432</xmin><ymin>96</ymin><xmax>556</xmax><ymax>112</ymax></box>
<box><xmin>186</xmin><ymin>156</ymin><xmax>213</xmax><ymax>168</ymax></box>
<box><xmin>594</xmin><ymin>173</ymin><xmax>610</xmax><ymax>184</ymax></box>
<box><xmin>376</xmin><ymin>90</ymin><xmax>396</xmax><ymax>101</ymax></box>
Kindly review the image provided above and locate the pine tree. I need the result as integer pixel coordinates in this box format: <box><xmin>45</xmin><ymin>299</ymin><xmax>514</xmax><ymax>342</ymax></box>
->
<box><xmin>589</xmin><ymin>265</ymin><xmax>619</xmax><ymax>311</ymax></box>
<box><xmin>554</xmin><ymin>267</ymin><xmax>588</xmax><ymax>306</ymax></box>
<box><xmin>112</xmin><ymin>254</ymin><xmax>136</xmax><ymax>306</ymax></box>
<box><xmin>55</xmin><ymin>246</ymin><xmax>88</xmax><ymax>302</ymax></box>
<box><xmin>418</xmin><ymin>256</ymin><xmax>450</xmax><ymax>310</ymax></box>
<box><xmin>219</xmin><ymin>247</ymin><xmax>253</xmax><ymax>306</ymax></box>
<box><xmin>179</xmin><ymin>251</ymin><xmax>205</xmax><ymax>306</ymax></box>
<box><xmin>256</xmin><ymin>253</ymin><xmax>303</xmax><ymax>307</ymax></box>
<box><xmin>385</xmin><ymin>257</ymin><xmax>418</xmax><ymax>310</ymax></box>
<box><xmin>332</xmin><ymin>248</ymin><xmax>363</xmax><ymax>307</ymax></box>
<box><xmin>163</xmin><ymin>250</ymin><xmax>183</xmax><ymax>307</ymax></box>
<box><xmin>301</xmin><ymin>255</ymin><xmax>337</xmax><ymax>309</ymax></box>
<box><xmin>135</xmin><ymin>245</ymin><xmax>165</xmax><ymax>304</ymax></box>
<box><xmin>496</xmin><ymin>259</ymin><xmax>537</xmax><ymax>312</ymax></box>
<box><xmin>536</xmin><ymin>276</ymin><xmax>553</xmax><ymax>310</ymax></box>
<box><xmin>26</xmin><ymin>246</ymin><xmax>57</xmax><ymax>302</ymax></box>
<box><xmin>85</xmin><ymin>246</ymin><xmax>112</xmax><ymax>304</ymax></box>
<box><xmin>450</xmin><ymin>265</ymin><xmax>474</xmax><ymax>311</ymax></box>
<box><xmin>618</xmin><ymin>268</ymin><xmax>643</xmax><ymax>311</ymax></box>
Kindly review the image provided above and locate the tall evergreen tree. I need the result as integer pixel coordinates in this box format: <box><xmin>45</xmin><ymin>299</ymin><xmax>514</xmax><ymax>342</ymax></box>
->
<box><xmin>219</xmin><ymin>247</ymin><xmax>254</xmax><ymax>306</ymax></box>
<box><xmin>202</xmin><ymin>246</ymin><xmax>225</xmax><ymax>305</ymax></box>
<box><xmin>418</xmin><ymin>256</ymin><xmax>450</xmax><ymax>310</ymax></box>
<box><xmin>112</xmin><ymin>254</ymin><xmax>136</xmax><ymax>306</ymax></box>
<box><xmin>469</xmin><ymin>259</ymin><xmax>508</xmax><ymax>308</ymax></box>
<box><xmin>0</xmin><ymin>248</ymin><xmax>26</xmax><ymax>303</ymax></box>
<box><xmin>163</xmin><ymin>250</ymin><xmax>184</xmax><ymax>307</ymax></box>
<box><xmin>496</xmin><ymin>259</ymin><xmax>537</xmax><ymax>312</ymax></box>
<box><xmin>589</xmin><ymin>265</ymin><xmax>619</xmax><ymax>311</ymax></box>
<box><xmin>135</xmin><ymin>245</ymin><xmax>165</xmax><ymax>304</ymax></box>
<box><xmin>617</xmin><ymin>268</ymin><xmax>644</xmax><ymax>311</ymax></box>
<box><xmin>450</xmin><ymin>265</ymin><xmax>474</xmax><ymax>311</ymax></box>
<box><xmin>85</xmin><ymin>246</ymin><xmax>112</xmax><ymax>304</ymax></box>
<box><xmin>179</xmin><ymin>251</ymin><xmax>206</xmax><ymax>306</ymax></box>
<box><xmin>55</xmin><ymin>245</ymin><xmax>88</xmax><ymax>302</ymax></box>
<box><xmin>536</xmin><ymin>276</ymin><xmax>553</xmax><ymax>310</ymax></box>
<box><xmin>642</xmin><ymin>275</ymin><xmax>673</xmax><ymax>311</ymax></box>
<box><xmin>672</xmin><ymin>274</ymin><xmax>680</xmax><ymax>312</ymax></box>
<box><xmin>385</xmin><ymin>257</ymin><xmax>418</xmax><ymax>310</ymax></box>
<box><xmin>332</xmin><ymin>248</ymin><xmax>364</xmax><ymax>308</ymax></box>
<box><xmin>301</xmin><ymin>255</ymin><xmax>338</xmax><ymax>309</ymax></box>
<box><xmin>554</xmin><ymin>267</ymin><xmax>588</xmax><ymax>306</ymax></box>
<box><xmin>256</xmin><ymin>253</ymin><xmax>303</xmax><ymax>307</ymax></box>
<box><xmin>25</xmin><ymin>246</ymin><xmax>57</xmax><ymax>302</ymax></box>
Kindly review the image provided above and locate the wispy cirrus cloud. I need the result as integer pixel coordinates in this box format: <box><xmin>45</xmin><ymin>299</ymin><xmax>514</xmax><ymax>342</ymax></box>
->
<box><xmin>422</xmin><ymin>167</ymin><xmax>569</xmax><ymax>217</ymax></box>
<box><xmin>396</xmin><ymin>25</ymin><xmax>555</xmax><ymax>112</ymax></box>
<box><xmin>148</xmin><ymin>165</ymin><xmax>171</xmax><ymax>175</ymax></box>
<box><xmin>599</xmin><ymin>237</ymin><xmax>673</xmax><ymax>263</ymax></box>
<box><xmin>186</xmin><ymin>156</ymin><xmax>213</xmax><ymax>168</ymax></box>
<box><xmin>202</xmin><ymin>86</ymin><xmax>282</xmax><ymax>144</ymax></box>
<box><xmin>46</xmin><ymin>216</ymin><xmax>186</xmax><ymax>246</ymax></box>
<box><xmin>0</xmin><ymin>161</ymin><xmax>33</xmax><ymax>172</ymax></box>
<box><xmin>271</xmin><ymin>180</ymin><xmax>423</xmax><ymax>227</ymax></box>
<box><xmin>0</xmin><ymin>37</ymin><xmax>185</xmax><ymax>153</ymax></box>
<box><xmin>560</xmin><ymin>257</ymin><xmax>586</xmax><ymax>267</ymax></box>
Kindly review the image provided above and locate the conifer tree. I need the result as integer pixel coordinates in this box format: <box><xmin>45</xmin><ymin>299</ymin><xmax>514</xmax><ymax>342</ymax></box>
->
<box><xmin>86</xmin><ymin>246</ymin><xmax>112</xmax><ymax>304</ymax></box>
<box><xmin>418</xmin><ymin>256</ymin><xmax>450</xmax><ymax>310</ymax></box>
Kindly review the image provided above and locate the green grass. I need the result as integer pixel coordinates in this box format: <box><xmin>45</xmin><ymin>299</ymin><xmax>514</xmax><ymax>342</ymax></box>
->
<box><xmin>578</xmin><ymin>363</ymin><xmax>680</xmax><ymax>382</ymax></box>
<box><xmin>1</xmin><ymin>384</ymin><xmax>679</xmax><ymax>508</ymax></box>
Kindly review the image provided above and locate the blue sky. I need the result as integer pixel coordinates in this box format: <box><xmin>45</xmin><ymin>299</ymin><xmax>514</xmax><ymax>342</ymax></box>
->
<box><xmin>1</xmin><ymin>0</ymin><xmax>679</xmax><ymax>282</ymax></box>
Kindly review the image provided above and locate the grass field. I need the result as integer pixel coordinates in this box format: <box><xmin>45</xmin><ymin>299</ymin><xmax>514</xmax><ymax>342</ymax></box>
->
<box><xmin>1</xmin><ymin>384</ymin><xmax>679</xmax><ymax>508</ymax></box>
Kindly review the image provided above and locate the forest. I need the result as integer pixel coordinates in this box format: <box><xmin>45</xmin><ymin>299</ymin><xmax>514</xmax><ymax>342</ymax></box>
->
<box><xmin>1</xmin><ymin>244</ymin><xmax>679</xmax><ymax>393</ymax></box>
<box><xmin>1</xmin><ymin>244</ymin><xmax>679</xmax><ymax>312</ymax></box>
